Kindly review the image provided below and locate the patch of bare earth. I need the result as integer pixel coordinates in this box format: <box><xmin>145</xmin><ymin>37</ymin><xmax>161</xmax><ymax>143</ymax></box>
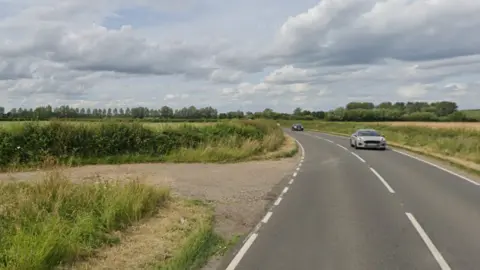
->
<box><xmin>0</xmin><ymin>136</ymin><xmax>299</xmax><ymax>269</ymax></box>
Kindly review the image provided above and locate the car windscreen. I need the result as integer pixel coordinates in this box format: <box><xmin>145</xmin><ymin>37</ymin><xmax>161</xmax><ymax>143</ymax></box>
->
<box><xmin>357</xmin><ymin>131</ymin><xmax>380</xmax><ymax>136</ymax></box>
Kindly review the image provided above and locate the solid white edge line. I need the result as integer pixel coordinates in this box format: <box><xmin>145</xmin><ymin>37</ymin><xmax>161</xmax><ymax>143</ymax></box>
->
<box><xmin>351</xmin><ymin>152</ymin><xmax>366</xmax><ymax>163</ymax></box>
<box><xmin>393</xmin><ymin>149</ymin><xmax>479</xmax><ymax>186</ymax></box>
<box><xmin>274</xmin><ymin>197</ymin><xmax>282</xmax><ymax>206</ymax></box>
<box><xmin>282</xmin><ymin>187</ymin><xmax>289</xmax><ymax>194</ymax></box>
<box><xmin>225</xmin><ymin>233</ymin><xmax>259</xmax><ymax>270</ymax></box>
<box><xmin>261</xmin><ymin>211</ymin><xmax>273</xmax><ymax>223</ymax></box>
<box><xmin>405</xmin><ymin>213</ymin><xmax>451</xmax><ymax>270</ymax></box>
<box><xmin>370</xmin><ymin>168</ymin><xmax>395</xmax><ymax>193</ymax></box>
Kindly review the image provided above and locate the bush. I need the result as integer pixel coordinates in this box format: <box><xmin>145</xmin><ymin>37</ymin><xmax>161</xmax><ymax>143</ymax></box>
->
<box><xmin>0</xmin><ymin>120</ymin><xmax>283</xmax><ymax>169</ymax></box>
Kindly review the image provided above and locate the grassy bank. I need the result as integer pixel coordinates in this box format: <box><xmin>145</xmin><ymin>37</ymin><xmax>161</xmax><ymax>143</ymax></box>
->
<box><xmin>0</xmin><ymin>120</ymin><xmax>285</xmax><ymax>171</ymax></box>
<box><xmin>281</xmin><ymin>120</ymin><xmax>480</xmax><ymax>170</ymax></box>
<box><xmin>0</xmin><ymin>171</ymin><xmax>169</xmax><ymax>269</ymax></box>
<box><xmin>0</xmin><ymin>172</ymin><xmax>222</xmax><ymax>270</ymax></box>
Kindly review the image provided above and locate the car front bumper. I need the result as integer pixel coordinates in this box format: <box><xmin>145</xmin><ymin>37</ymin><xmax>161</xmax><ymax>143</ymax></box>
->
<box><xmin>356</xmin><ymin>141</ymin><xmax>386</xmax><ymax>149</ymax></box>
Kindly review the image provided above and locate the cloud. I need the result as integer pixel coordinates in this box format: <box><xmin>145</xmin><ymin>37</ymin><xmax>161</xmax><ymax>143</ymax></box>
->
<box><xmin>2</xmin><ymin>0</ymin><xmax>480</xmax><ymax>112</ymax></box>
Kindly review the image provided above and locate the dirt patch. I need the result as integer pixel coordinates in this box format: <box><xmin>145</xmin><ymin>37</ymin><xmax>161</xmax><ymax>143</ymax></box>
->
<box><xmin>0</xmin><ymin>158</ymin><xmax>297</xmax><ymax>237</ymax></box>
<box><xmin>69</xmin><ymin>199</ymin><xmax>212</xmax><ymax>270</ymax></box>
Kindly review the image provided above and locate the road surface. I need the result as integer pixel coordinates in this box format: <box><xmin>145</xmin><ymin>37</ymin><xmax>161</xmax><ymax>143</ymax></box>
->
<box><xmin>223</xmin><ymin>130</ymin><xmax>480</xmax><ymax>270</ymax></box>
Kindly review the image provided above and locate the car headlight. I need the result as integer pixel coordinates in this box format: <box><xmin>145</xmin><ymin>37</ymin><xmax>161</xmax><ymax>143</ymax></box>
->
<box><xmin>358</xmin><ymin>137</ymin><xmax>364</xmax><ymax>141</ymax></box>
<box><xmin>380</xmin><ymin>137</ymin><xmax>386</xmax><ymax>141</ymax></box>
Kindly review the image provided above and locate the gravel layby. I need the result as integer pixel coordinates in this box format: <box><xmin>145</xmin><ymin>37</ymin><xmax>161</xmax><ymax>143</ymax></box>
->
<box><xmin>0</xmin><ymin>156</ymin><xmax>300</xmax><ymax>268</ymax></box>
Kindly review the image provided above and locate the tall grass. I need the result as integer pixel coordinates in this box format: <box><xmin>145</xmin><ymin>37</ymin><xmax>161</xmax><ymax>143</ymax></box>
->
<box><xmin>283</xmin><ymin>121</ymin><xmax>480</xmax><ymax>164</ymax></box>
<box><xmin>0</xmin><ymin>120</ymin><xmax>285</xmax><ymax>170</ymax></box>
<box><xmin>0</xmin><ymin>171</ymin><xmax>169</xmax><ymax>269</ymax></box>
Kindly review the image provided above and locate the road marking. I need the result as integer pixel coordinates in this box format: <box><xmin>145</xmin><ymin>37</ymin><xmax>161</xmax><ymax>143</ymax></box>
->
<box><xmin>325</xmin><ymin>139</ymin><xmax>334</xmax><ymax>143</ymax></box>
<box><xmin>295</xmin><ymin>138</ymin><xmax>306</xmax><ymax>159</ymax></box>
<box><xmin>225</xmin><ymin>233</ymin><xmax>259</xmax><ymax>270</ymax></box>
<box><xmin>370</xmin><ymin>168</ymin><xmax>395</xmax><ymax>193</ymax></box>
<box><xmin>261</xmin><ymin>211</ymin><xmax>273</xmax><ymax>223</ymax></box>
<box><xmin>393</xmin><ymin>149</ymin><xmax>479</xmax><ymax>186</ymax></box>
<box><xmin>351</xmin><ymin>152</ymin><xmax>366</xmax><ymax>163</ymax></box>
<box><xmin>274</xmin><ymin>197</ymin><xmax>282</xmax><ymax>206</ymax></box>
<box><xmin>225</xmin><ymin>134</ymin><xmax>305</xmax><ymax>270</ymax></box>
<box><xmin>405</xmin><ymin>213</ymin><xmax>451</xmax><ymax>270</ymax></box>
<box><xmin>336</xmin><ymin>144</ymin><xmax>348</xmax><ymax>151</ymax></box>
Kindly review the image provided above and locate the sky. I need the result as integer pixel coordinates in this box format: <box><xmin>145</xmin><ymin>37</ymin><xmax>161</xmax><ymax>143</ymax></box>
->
<box><xmin>1</xmin><ymin>0</ymin><xmax>480</xmax><ymax>113</ymax></box>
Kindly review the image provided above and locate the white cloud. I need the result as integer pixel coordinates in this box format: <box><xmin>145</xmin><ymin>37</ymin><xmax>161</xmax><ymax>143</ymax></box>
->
<box><xmin>397</xmin><ymin>83</ymin><xmax>431</xmax><ymax>98</ymax></box>
<box><xmin>2</xmin><ymin>0</ymin><xmax>480</xmax><ymax>111</ymax></box>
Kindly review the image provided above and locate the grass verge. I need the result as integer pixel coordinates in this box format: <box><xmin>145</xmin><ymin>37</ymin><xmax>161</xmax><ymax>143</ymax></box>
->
<box><xmin>0</xmin><ymin>171</ymin><xmax>224</xmax><ymax>270</ymax></box>
<box><xmin>281</xmin><ymin>120</ymin><xmax>480</xmax><ymax>176</ymax></box>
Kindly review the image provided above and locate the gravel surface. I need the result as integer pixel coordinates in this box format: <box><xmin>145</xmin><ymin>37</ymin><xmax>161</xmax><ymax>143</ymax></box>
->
<box><xmin>0</xmin><ymin>157</ymin><xmax>299</xmax><ymax>242</ymax></box>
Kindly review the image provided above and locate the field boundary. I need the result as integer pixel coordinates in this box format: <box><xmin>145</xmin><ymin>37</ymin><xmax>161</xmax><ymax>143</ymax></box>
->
<box><xmin>306</xmin><ymin>129</ymin><xmax>480</xmax><ymax>177</ymax></box>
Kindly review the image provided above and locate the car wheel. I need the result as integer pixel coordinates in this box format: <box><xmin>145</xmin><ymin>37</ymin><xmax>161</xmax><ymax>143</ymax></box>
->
<box><xmin>350</xmin><ymin>139</ymin><xmax>354</xmax><ymax>147</ymax></box>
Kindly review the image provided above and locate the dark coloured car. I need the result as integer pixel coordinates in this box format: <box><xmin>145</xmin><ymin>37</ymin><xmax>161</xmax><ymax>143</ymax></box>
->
<box><xmin>291</xmin><ymin>123</ymin><xmax>304</xmax><ymax>131</ymax></box>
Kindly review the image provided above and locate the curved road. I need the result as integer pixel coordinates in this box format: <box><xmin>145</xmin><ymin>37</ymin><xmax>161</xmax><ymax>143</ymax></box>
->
<box><xmin>223</xmin><ymin>130</ymin><xmax>480</xmax><ymax>270</ymax></box>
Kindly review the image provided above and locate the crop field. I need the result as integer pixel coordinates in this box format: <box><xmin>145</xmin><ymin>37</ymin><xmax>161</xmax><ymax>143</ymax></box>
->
<box><xmin>0</xmin><ymin>120</ymin><xmax>285</xmax><ymax>170</ymax></box>
<box><xmin>379</xmin><ymin>121</ymin><xmax>480</xmax><ymax>130</ymax></box>
<box><xmin>281</xmin><ymin>120</ymin><xmax>480</xmax><ymax>167</ymax></box>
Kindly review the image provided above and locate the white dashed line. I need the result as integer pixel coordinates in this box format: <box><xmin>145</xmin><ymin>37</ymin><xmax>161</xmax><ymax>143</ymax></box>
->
<box><xmin>336</xmin><ymin>144</ymin><xmax>348</xmax><ymax>151</ymax></box>
<box><xmin>325</xmin><ymin>139</ymin><xmax>334</xmax><ymax>143</ymax></box>
<box><xmin>393</xmin><ymin>149</ymin><xmax>479</xmax><ymax>186</ymax></box>
<box><xmin>226</xmin><ymin>135</ymin><xmax>305</xmax><ymax>270</ymax></box>
<box><xmin>351</xmin><ymin>152</ymin><xmax>366</xmax><ymax>163</ymax></box>
<box><xmin>406</xmin><ymin>213</ymin><xmax>451</xmax><ymax>270</ymax></box>
<box><xmin>225</xmin><ymin>233</ymin><xmax>259</xmax><ymax>270</ymax></box>
<box><xmin>261</xmin><ymin>211</ymin><xmax>273</xmax><ymax>223</ymax></box>
<box><xmin>274</xmin><ymin>197</ymin><xmax>282</xmax><ymax>206</ymax></box>
<box><xmin>370</xmin><ymin>168</ymin><xmax>395</xmax><ymax>193</ymax></box>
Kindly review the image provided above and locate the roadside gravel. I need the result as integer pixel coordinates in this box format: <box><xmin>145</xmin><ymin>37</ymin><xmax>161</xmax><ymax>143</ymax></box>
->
<box><xmin>0</xmin><ymin>157</ymin><xmax>299</xmax><ymax>241</ymax></box>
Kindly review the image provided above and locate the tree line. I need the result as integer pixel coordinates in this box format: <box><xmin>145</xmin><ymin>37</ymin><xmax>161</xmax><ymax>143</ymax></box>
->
<box><xmin>0</xmin><ymin>100</ymin><xmax>476</xmax><ymax>122</ymax></box>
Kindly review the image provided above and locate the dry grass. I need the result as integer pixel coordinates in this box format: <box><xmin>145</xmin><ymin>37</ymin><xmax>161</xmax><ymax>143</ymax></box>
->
<box><xmin>380</xmin><ymin>121</ymin><xmax>480</xmax><ymax>130</ymax></box>
<box><xmin>70</xmin><ymin>199</ymin><xmax>213</xmax><ymax>270</ymax></box>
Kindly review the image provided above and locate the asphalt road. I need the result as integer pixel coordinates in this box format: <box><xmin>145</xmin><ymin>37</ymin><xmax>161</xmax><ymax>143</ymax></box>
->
<box><xmin>224</xmin><ymin>130</ymin><xmax>480</xmax><ymax>270</ymax></box>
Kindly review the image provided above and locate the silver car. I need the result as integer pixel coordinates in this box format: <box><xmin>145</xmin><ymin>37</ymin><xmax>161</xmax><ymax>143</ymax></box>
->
<box><xmin>350</xmin><ymin>129</ymin><xmax>387</xmax><ymax>150</ymax></box>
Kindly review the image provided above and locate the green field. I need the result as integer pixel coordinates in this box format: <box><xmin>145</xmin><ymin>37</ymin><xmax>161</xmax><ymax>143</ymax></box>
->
<box><xmin>281</xmin><ymin>120</ymin><xmax>480</xmax><ymax>169</ymax></box>
<box><xmin>0</xmin><ymin>120</ymin><xmax>287</xmax><ymax>171</ymax></box>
